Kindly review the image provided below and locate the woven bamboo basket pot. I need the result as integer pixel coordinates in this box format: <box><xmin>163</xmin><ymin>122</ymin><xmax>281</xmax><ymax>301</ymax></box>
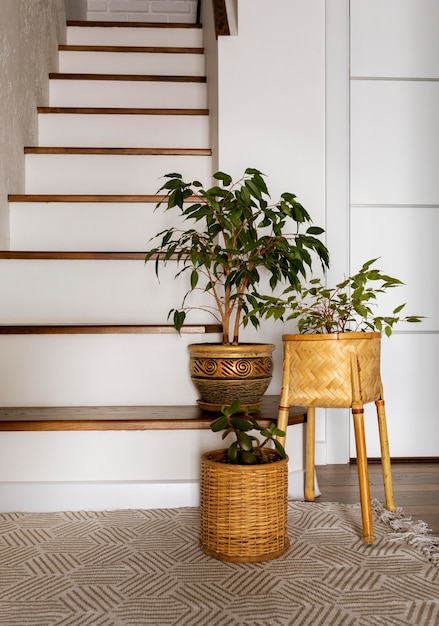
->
<box><xmin>200</xmin><ymin>449</ymin><xmax>290</xmax><ymax>562</ymax></box>
<box><xmin>188</xmin><ymin>343</ymin><xmax>275</xmax><ymax>411</ymax></box>
<box><xmin>283</xmin><ymin>332</ymin><xmax>382</xmax><ymax>408</ymax></box>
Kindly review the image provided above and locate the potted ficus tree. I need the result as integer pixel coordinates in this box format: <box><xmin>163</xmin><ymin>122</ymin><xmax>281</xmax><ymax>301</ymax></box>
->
<box><xmin>145</xmin><ymin>167</ymin><xmax>329</xmax><ymax>410</ymax></box>
<box><xmin>200</xmin><ymin>400</ymin><xmax>290</xmax><ymax>562</ymax></box>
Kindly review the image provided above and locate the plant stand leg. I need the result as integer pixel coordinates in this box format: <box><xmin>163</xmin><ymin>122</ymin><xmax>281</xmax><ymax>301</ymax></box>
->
<box><xmin>350</xmin><ymin>353</ymin><xmax>373</xmax><ymax>543</ymax></box>
<box><xmin>352</xmin><ymin>407</ymin><xmax>374</xmax><ymax>544</ymax></box>
<box><xmin>375</xmin><ymin>390</ymin><xmax>395</xmax><ymax>512</ymax></box>
<box><xmin>305</xmin><ymin>406</ymin><xmax>315</xmax><ymax>502</ymax></box>
<box><xmin>277</xmin><ymin>405</ymin><xmax>290</xmax><ymax>448</ymax></box>
<box><xmin>277</xmin><ymin>344</ymin><xmax>292</xmax><ymax>449</ymax></box>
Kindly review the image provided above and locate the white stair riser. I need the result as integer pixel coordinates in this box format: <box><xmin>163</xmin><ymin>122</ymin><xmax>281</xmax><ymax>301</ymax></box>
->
<box><xmin>0</xmin><ymin>260</ymin><xmax>210</xmax><ymax>323</ymax></box>
<box><xmin>0</xmin><ymin>334</ymin><xmax>203</xmax><ymax>406</ymax></box>
<box><xmin>66</xmin><ymin>26</ymin><xmax>203</xmax><ymax>47</ymax></box>
<box><xmin>25</xmin><ymin>154</ymin><xmax>212</xmax><ymax>194</ymax></box>
<box><xmin>38</xmin><ymin>114</ymin><xmax>209</xmax><ymax>148</ymax></box>
<box><xmin>0</xmin><ymin>431</ymin><xmax>218</xmax><ymax>483</ymax></box>
<box><xmin>49</xmin><ymin>80</ymin><xmax>207</xmax><ymax>108</ymax></box>
<box><xmin>10</xmin><ymin>202</ymin><xmax>192</xmax><ymax>250</ymax></box>
<box><xmin>59</xmin><ymin>50</ymin><xmax>205</xmax><ymax>76</ymax></box>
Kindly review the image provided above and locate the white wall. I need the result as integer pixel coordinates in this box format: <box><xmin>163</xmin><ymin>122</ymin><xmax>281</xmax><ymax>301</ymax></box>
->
<box><xmin>87</xmin><ymin>0</ymin><xmax>198</xmax><ymax>22</ymax></box>
<box><xmin>348</xmin><ymin>0</ymin><xmax>439</xmax><ymax>458</ymax></box>
<box><xmin>213</xmin><ymin>0</ymin><xmax>327</xmax><ymax>420</ymax></box>
<box><xmin>0</xmin><ymin>0</ymin><xmax>66</xmax><ymax>248</ymax></box>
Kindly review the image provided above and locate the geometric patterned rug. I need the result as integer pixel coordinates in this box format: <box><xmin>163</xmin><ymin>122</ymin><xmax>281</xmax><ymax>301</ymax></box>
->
<box><xmin>0</xmin><ymin>501</ymin><xmax>438</xmax><ymax>626</ymax></box>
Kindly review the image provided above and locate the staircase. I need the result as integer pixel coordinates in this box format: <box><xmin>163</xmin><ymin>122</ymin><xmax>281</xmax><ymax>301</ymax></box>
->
<box><xmin>0</xmin><ymin>20</ymin><xmax>305</xmax><ymax>511</ymax></box>
<box><xmin>3</xmin><ymin>21</ymin><xmax>217</xmax><ymax>408</ymax></box>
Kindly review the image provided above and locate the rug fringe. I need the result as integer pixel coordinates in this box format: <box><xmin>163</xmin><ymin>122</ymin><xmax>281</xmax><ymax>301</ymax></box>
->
<box><xmin>372</xmin><ymin>498</ymin><xmax>439</xmax><ymax>568</ymax></box>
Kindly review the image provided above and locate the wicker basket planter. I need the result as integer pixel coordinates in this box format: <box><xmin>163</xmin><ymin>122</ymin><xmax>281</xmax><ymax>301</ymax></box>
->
<box><xmin>188</xmin><ymin>343</ymin><xmax>275</xmax><ymax>411</ymax></box>
<box><xmin>283</xmin><ymin>332</ymin><xmax>382</xmax><ymax>407</ymax></box>
<box><xmin>200</xmin><ymin>448</ymin><xmax>290</xmax><ymax>562</ymax></box>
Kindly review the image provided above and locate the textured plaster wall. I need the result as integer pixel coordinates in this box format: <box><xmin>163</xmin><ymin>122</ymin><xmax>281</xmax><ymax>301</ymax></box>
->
<box><xmin>0</xmin><ymin>0</ymin><xmax>67</xmax><ymax>248</ymax></box>
<box><xmin>65</xmin><ymin>0</ymin><xmax>88</xmax><ymax>20</ymax></box>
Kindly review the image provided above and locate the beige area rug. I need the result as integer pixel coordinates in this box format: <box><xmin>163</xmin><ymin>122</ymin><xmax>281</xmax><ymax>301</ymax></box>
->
<box><xmin>0</xmin><ymin>501</ymin><xmax>438</xmax><ymax>626</ymax></box>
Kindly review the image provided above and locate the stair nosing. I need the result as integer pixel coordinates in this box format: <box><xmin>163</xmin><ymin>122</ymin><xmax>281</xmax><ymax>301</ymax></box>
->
<box><xmin>8</xmin><ymin>194</ymin><xmax>200</xmax><ymax>203</ymax></box>
<box><xmin>0</xmin><ymin>251</ymin><xmax>193</xmax><ymax>261</ymax></box>
<box><xmin>59</xmin><ymin>45</ymin><xmax>204</xmax><ymax>54</ymax></box>
<box><xmin>49</xmin><ymin>73</ymin><xmax>207</xmax><ymax>83</ymax></box>
<box><xmin>0</xmin><ymin>324</ymin><xmax>222</xmax><ymax>335</ymax></box>
<box><xmin>37</xmin><ymin>107</ymin><xmax>209</xmax><ymax>116</ymax></box>
<box><xmin>24</xmin><ymin>147</ymin><xmax>212</xmax><ymax>156</ymax></box>
<box><xmin>0</xmin><ymin>251</ymin><xmax>147</xmax><ymax>260</ymax></box>
<box><xmin>66</xmin><ymin>21</ymin><xmax>203</xmax><ymax>29</ymax></box>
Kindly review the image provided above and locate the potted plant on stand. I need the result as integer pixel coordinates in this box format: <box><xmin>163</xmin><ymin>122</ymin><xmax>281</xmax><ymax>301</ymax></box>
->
<box><xmin>200</xmin><ymin>399</ymin><xmax>289</xmax><ymax>562</ymax></box>
<box><xmin>145</xmin><ymin>168</ymin><xmax>329</xmax><ymax>410</ymax></box>
<box><xmin>256</xmin><ymin>257</ymin><xmax>423</xmax><ymax>409</ymax></box>
<box><xmin>254</xmin><ymin>258</ymin><xmax>423</xmax><ymax>542</ymax></box>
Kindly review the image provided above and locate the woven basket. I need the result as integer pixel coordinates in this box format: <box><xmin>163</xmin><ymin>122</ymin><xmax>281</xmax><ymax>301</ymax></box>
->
<box><xmin>283</xmin><ymin>332</ymin><xmax>382</xmax><ymax>408</ymax></box>
<box><xmin>200</xmin><ymin>449</ymin><xmax>290</xmax><ymax>562</ymax></box>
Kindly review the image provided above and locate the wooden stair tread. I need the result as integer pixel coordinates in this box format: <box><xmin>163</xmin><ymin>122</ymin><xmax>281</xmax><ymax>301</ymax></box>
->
<box><xmin>0</xmin><ymin>251</ymin><xmax>187</xmax><ymax>261</ymax></box>
<box><xmin>66</xmin><ymin>21</ymin><xmax>202</xmax><ymax>29</ymax></box>
<box><xmin>24</xmin><ymin>147</ymin><xmax>212</xmax><ymax>156</ymax></box>
<box><xmin>37</xmin><ymin>107</ymin><xmax>209</xmax><ymax>115</ymax></box>
<box><xmin>0</xmin><ymin>324</ymin><xmax>222</xmax><ymax>335</ymax></box>
<box><xmin>49</xmin><ymin>73</ymin><xmax>206</xmax><ymax>83</ymax></box>
<box><xmin>0</xmin><ymin>251</ymin><xmax>146</xmax><ymax>259</ymax></box>
<box><xmin>0</xmin><ymin>397</ymin><xmax>307</xmax><ymax>432</ymax></box>
<box><xmin>59</xmin><ymin>45</ymin><xmax>204</xmax><ymax>54</ymax></box>
<box><xmin>8</xmin><ymin>194</ymin><xmax>198</xmax><ymax>203</ymax></box>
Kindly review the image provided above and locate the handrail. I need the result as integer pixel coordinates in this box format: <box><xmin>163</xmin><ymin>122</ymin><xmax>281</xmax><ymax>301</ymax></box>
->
<box><xmin>197</xmin><ymin>0</ymin><xmax>230</xmax><ymax>37</ymax></box>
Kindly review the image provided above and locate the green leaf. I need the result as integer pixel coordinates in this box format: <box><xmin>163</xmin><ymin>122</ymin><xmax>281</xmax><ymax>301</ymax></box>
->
<box><xmin>392</xmin><ymin>303</ymin><xmax>406</xmax><ymax>314</ymax></box>
<box><xmin>210</xmin><ymin>416</ymin><xmax>228</xmax><ymax>432</ymax></box>
<box><xmin>190</xmin><ymin>270</ymin><xmax>198</xmax><ymax>290</ymax></box>
<box><xmin>259</xmin><ymin>429</ymin><xmax>273</xmax><ymax>438</ymax></box>
<box><xmin>213</xmin><ymin>171</ymin><xmax>233</xmax><ymax>186</ymax></box>
<box><xmin>259</xmin><ymin>450</ymin><xmax>269</xmax><ymax>463</ymax></box>
<box><xmin>241</xmin><ymin>450</ymin><xmax>258</xmax><ymax>464</ymax></box>
<box><xmin>273</xmin><ymin>439</ymin><xmax>287</xmax><ymax>458</ymax></box>
<box><xmin>237</xmin><ymin>431</ymin><xmax>254</xmax><ymax>451</ymax></box>
<box><xmin>173</xmin><ymin>310</ymin><xmax>186</xmax><ymax>332</ymax></box>
<box><xmin>228</xmin><ymin>399</ymin><xmax>242</xmax><ymax>414</ymax></box>
<box><xmin>270</xmin><ymin>426</ymin><xmax>286</xmax><ymax>438</ymax></box>
<box><xmin>228</xmin><ymin>441</ymin><xmax>238</xmax><ymax>463</ymax></box>
<box><xmin>230</xmin><ymin>418</ymin><xmax>253</xmax><ymax>432</ymax></box>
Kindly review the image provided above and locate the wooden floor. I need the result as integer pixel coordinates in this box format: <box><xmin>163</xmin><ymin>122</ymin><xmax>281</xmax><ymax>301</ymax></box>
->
<box><xmin>316</xmin><ymin>462</ymin><xmax>439</xmax><ymax>535</ymax></box>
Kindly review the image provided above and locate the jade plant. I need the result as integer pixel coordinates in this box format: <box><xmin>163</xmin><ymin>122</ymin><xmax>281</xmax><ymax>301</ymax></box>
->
<box><xmin>253</xmin><ymin>258</ymin><xmax>423</xmax><ymax>336</ymax></box>
<box><xmin>210</xmin><ymin>400</ymin><xmax>286</xmax><ymax>464</ymax></box>
<box><xmin>145</xmin><ymin>168</ymin><xmax>329</xmax><ymax>345</ymax></box>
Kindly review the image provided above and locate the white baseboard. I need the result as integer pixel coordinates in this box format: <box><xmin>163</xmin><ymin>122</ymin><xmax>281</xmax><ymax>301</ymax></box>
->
<box><xmin>0</xmin><ymin>470</ymin><xmax>317</xmax><ymax>512</ymax></box>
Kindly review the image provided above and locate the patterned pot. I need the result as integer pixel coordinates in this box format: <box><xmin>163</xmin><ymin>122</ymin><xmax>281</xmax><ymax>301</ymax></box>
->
<box><xmin>188</xmin><ymin>343</ymin><xmax>275</xmax><ymax>411</ymax></box>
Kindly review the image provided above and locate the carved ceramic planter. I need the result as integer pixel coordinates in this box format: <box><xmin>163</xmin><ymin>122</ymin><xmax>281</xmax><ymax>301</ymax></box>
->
<box><xmin>188</xmin><ymin>343</ymin><xmax>275</xmax><ymax>411</ymax></box>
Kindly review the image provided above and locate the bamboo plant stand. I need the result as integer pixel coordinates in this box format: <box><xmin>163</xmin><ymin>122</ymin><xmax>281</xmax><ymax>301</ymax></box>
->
<box><xmin>277</xmin><ymin>332</ymin><xmax>395</xmax><ymax>544</ymax></box>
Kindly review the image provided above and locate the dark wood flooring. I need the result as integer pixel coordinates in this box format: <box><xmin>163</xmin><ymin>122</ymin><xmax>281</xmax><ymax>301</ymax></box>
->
<box><xmin>315</xmin><ymin>462</ymin><xmax>439</xmax><ymax>535</ymax></box>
